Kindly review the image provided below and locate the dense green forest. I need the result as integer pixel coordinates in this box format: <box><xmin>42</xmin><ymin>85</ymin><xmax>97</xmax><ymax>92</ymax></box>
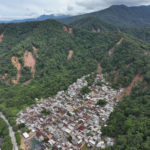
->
<box><xmin>120</xmin><ymin>27</ymin><xmax>150</xmax><ymax>44</ymax></box>
<box><xmin>0</xmin><ymin>118</ymin><xmax>12</xmax><ymax>150</ymax></box>
<box><xmin>102</xmin><ymin>83</ymin><xmax>150</xmax><ymax>150</ymax></box>
<box><xmin>0</xmin><ymin>16</ymin><xmax>150</xmax><ymax>149</ymax></box>
<box><xmin>59</xmin><ymin>5</ymin><xmax>150</xmax><ymax>27</ymax></box>
<box><xmin>0</xmin><ymin>20</ymin><xmax>121</xmax><ymax>131</ymax></box>
<box><xmin>70</xmin><ymin>17</ymin><xmax>117</xmax><ymax>33</ymax></box>
<box><xmin>69</xmin><ymin>16</ymin><xmax>150</xmax><ymax>45</ymax></box>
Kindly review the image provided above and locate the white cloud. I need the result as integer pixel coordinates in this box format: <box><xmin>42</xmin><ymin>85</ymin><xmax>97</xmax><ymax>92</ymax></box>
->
<box><xmin>0</xmin><ymin>0</ymin><xmax>150</xmax><ymax>20</ymax></box>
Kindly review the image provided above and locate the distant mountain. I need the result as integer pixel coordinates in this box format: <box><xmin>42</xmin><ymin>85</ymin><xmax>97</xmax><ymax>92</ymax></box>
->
<box><xmin>70</xmin><ymin>16</ymin><xmax>117</xmax><ymax>32</ymax></box>
<box><xmin>59</xmin><ymin>5</ymin><xmax>150</xmax><ymax>27</ymax></box>
<box><xmin>68</xmin><ymin>12</ymin><xmax>150</xmax><ymax>44</ymax></box>
<box><xmin>0</xmin><ymin>14</ymin><xmax>71</xmax><ymax>23</ymax></box>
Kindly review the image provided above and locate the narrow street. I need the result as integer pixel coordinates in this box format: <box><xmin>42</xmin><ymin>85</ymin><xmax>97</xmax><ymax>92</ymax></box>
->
<box><xmin>0</xmin><ymin>112</ymin><xmax>18</xmax><ymax>150</ymax></box>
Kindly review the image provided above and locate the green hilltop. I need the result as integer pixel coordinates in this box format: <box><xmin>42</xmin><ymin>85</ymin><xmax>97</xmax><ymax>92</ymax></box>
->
<box><xmin>59</xmin><ymin>5</ymin><xmax>150</xmax><ymax>27</ymax></box>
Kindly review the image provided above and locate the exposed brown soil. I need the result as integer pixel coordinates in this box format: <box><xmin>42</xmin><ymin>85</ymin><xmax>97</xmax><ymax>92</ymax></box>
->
<box><xmin>0</xmin><ymin>74</ymin><xmax>10</xmax><ymax>85</ymax></box>
<box><xmin>67</xmin><ymin>50</ymin><xmax>74</xmax><ymax>60</ymax></box>
<box><xmin>0</xmin><ymin>31</ymin><xmax>4</xmax><ymax>43</ymax></box>
<box><xmin>97</xmin><ymin>63</ymin><xmax>102</xmax><ymax>75</ymax></box>
<box><xmin>68</xmin><ymin>28</ymin><xmax>73</xmax><ymax>34</ymax></box>
<box><xmin>108</xmin><ymin>37</ymin><xmax>124</xmax><ymax>56</ymax></box>
<box><xmin>118</xmin><ymin>74</ymin><xmax>143</xmax><ymax>99</ymax></box>
<box><xmin>63</xmin><ymin>26</ymin><xmax>68</xmax><ymax>32</ymax></box>
<box><xmin>20</xmin><ymin>135</ymin><xmax>26</xmax><ymax>150</ymax></box>
<box><xmin>24</xmin><ymin>51</ymin><xmax>36</xmax><ymax>78</ymax></box>
<box><xmin>5</xmin><ymin>80</ymin><xmax>10</xmax><ymax>85</ymax></box>
<box><xmin>1</xmin><ymin>73</ymin><xmax>8</xmax><ymax>80</ymax></box>
<box><xmin>97</xmin><ymin>28</ymin><xmax>101</xmax><ymax>33</ymax></box>
<box><xmin>20</xmin><ymin>131</ymin><xmax>35</xmax><ymax>150</ymax></box>
<box><xmin>116</xmin><ymin>37</ymin><xmax>124</xmax><ymax>45</ymax></box>
<box><xmin>63</xmin><ymin>26</ymin><xmax>73</xmax><ymax>34</ymax></box>
<box><xmin>32</xmin><ymin>46</ymin><xmax>38</xmax><ymax>58</ymax></box>
<box><xmin>11</xmin><ymin>56</ymin><xmax>22</xmax><ymax>84</ymax></box>
<box><xmin>118</xmin><ymin>28</ymin><xmax>121</xmax><ymax>33</ymax></box>
<box><xmin>114</xmin><ymin>75</ymin><xmax>120</xmax><ymax>84</ymax></box>
<box><xmin>108</xmin><ymin>47</ymin><xmax>115</xmax><ymax>56</ymax></box>
<box><xmin>92</xmin><ymin>28</ymin><xmax>97</xmax><ymax>33</ymax></box>
<box><xmin>92</xmin><ymin>27</ymin><xmax>101</xmax><ymax>33</ymax></box>
<box><xmin>22</xmin><ymin>79</ymin><xmax>32</xmax><ymax>86</ymax></box>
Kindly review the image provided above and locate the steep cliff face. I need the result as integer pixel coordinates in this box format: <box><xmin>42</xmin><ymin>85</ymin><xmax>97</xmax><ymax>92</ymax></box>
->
<box><xmin>97</xmin><ymin>63</ymin><xmax>102</xmax><ymax>75</ymax></box>
<box><xmin>117</xmin><ymin>74</ymin><xmax>143</xmax><ymax>99</ymax></box>
<box><xmin>11</xmin><ymin>57</ymin><xmax>21</xmax><ymax>84</ymax></box>
<box><xmin>108</xmin><ymin>37</ymin><xmax>124</xmax><ymax>56</ymax></box>
<box><xmin>92</xmin><ymin>27</ymin><xmax>101</xmax><ymax>33</ymax></box>
<box><xmin>0</xmin><ymin>31</ymin><xmax>4</xmax><ymax>43</ymax></box>
<box><xmin>67</xmin><ymin>50</ymin><xmax>74</xmax><ymax>60</ymax></box>
<box><xmin>63</xmin><ymin>26</ymin><xmax>73</xmax><ymax>34</ymax></box>
<box><xmin>10</xmin><ymin>50</ymin><xmax>37</xmax><ymax>84</ymax></box>
<box><xmin>24</xmin><ymin>51</ymin><xmax>36</xmax><ymax>78</ymax></box>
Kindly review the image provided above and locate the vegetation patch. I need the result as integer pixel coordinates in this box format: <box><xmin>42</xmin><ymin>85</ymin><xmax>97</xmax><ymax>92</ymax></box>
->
<box><xmin>102</xmin><ymin>83</ymin><xmax>150</xmax><ymax>149</ymax></box>
<box><xmin>96</xmin><ymin>99</ymin><xmax>107</xmax><ymax>107</ymax></box>
<box><xmin>96</xmin><ymin>80</ymin><xmax>104</xmax><ymax>86</ymax></box>
<box><xmin>0</xmin><ymin>118</ymin><xmax>13</xmax><ymax>150</ymax></box>
<box><xmin>80</xmin><ymin>86</ymin><xmax>91</xmax><ymax>95</ymax></box>
<box><xmin>67</xmin><ymin>136</ymin><xmax>72</xmax><ymax>143</ymax></box>
<box><xmin>81</xmin><ymin>144</ymin><xmax>90</xmax><ymax>150</ymax></box>
<box><xmin>41</xmin><ymin>109</ymin><xmax>50</xmax><ymax>116</ymax></box>
<box><xmin>85</xmin><ymin>73</ymin><xmax>96</xmax><ymax>86</ymax></box>
<box><xmin>86</xmin><ymin>133</ymin><xmax>93</xmax><ymax>137</ymax></box>
<box><xmin>67</xmin><ymin>111</ymin><xmax>72</xmax><ymax>116</ymax></box>
<box><xmin>15</xmin><ymin>132</ymin><xmax>21</xmax><ymax>146</ymax></box>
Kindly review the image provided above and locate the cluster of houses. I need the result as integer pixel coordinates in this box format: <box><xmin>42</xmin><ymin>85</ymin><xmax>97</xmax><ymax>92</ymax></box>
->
<box><xmin>16</xmin><ymin>74</ymin><xmax>124</xmax><ymax>150</ymax></box>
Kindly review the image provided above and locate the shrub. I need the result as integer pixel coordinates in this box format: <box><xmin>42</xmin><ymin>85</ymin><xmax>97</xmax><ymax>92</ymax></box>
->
<box><xmin>80</xmin><ymin>86</ymin><xmax>91</xmax><ymax>95</ymax></box>
<box><xmin>96</xmin><ymin>99</ymin><xmax>107</xmax><ymax>107</ymax></box>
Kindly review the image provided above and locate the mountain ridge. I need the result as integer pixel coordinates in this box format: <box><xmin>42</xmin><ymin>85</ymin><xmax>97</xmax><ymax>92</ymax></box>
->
<box><xmin>0</xmin><ymin>14</ymin><xmax>71</xmax><ymax>23</ymax></box>
<box><xmin>2</xmin><ymin>4</ymin><xmax>150</xmax><ymax>26</ymax></box>
<box><xmin>59</xmin><ymin>4</ymin><xmax>150</xmax><ymax>27</ymax></box>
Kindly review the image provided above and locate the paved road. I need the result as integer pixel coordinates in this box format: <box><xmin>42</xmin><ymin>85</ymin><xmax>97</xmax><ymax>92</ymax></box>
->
<box><xmin>0</xmin><ymin>112</ymin><xmax>18</xmax><ymax>150</ymax></box>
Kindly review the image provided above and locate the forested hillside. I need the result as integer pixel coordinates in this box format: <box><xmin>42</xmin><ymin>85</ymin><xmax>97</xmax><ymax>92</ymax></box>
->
<box><xmin>70</xmin><ymin>17</ymin><xmax>117</xmax><ymax>33</ymax></box>
<box><xmin>69</xmin><ymin>15</ymin><xmax>150</xmax><ymax>44</ymax></box>
<box><xmin>0</xmin><ymin>20</ymin><xmax>121</xmax><ymax>129</ymax></box>
<box><xmin>0</xmin><ymin>18</ymin><xmax>150</xmax><ymax>149</ymax></box>
<box><xmin>102</xmin><ymin>83</ymin><xmax>150</xmax><ymax>150</ymax></box>
<box><xmin>120</xmin><ymin>27</ymin><xmax>150</xmax><ymax>44</ymax></box>
<box><xmin>60</xmin><ymin>5</ymin><xmax>150</xmax><ymax>27</ymax></box>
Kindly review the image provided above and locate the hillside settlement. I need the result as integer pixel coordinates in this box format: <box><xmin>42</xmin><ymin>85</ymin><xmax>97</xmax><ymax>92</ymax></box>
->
<box><xmin>17</xmin><ymin>73</ymin><xmax>124</xmax><ymax>150</ymax></box>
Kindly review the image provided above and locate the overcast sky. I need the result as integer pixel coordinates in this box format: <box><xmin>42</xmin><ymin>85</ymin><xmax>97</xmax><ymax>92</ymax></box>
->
<box><xmin>1</xmin><ymin>0</ymin><xmax>150</xmax><ymax>21</ymax></box>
